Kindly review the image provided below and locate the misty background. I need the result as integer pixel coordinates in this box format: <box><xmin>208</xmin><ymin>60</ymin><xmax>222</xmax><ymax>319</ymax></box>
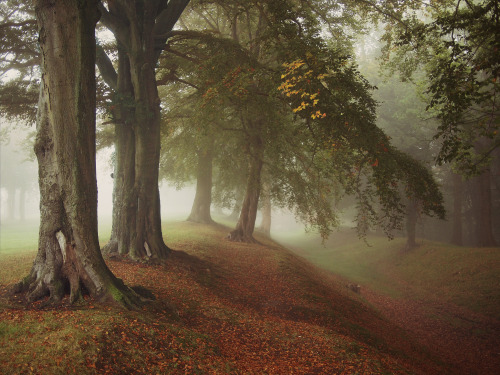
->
<box><xmin>0</xmin><ymin>120</ymin><xmax>306</xmax><ymax>241</ymax></box>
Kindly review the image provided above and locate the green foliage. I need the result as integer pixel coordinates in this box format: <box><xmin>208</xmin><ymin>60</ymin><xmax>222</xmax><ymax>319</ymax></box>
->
<box><xmin>279</xmin><ymin>230</ymin><xmax>500</xmax><ymax>320</ymax></box>
<box><xmin>158</xmin><ymin>0</ymin><xmax>445</xmax><ymax>239</ymax></box>
<box><xmin>380</xmin><ymin>0</ymin><xmax>500</xmax><ymax>174</ymax></box>
<box><xmin>0</xmin><ymin>0</ymin><xmax>38</xmax><ymax>123</ymax></box>
<box><xmin>0</xmin><ymin>79</ymin><xmax>38</xmax><ymax>123</ymax></box>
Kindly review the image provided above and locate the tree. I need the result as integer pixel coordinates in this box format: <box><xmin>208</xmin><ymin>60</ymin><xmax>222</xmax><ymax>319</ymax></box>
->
<box><xmin>470</xmin><ymin>168</ymin><xmax>497</xmax><ymax>246</ymax></box>
<box><xmin>158</xmin><ymin>83</ymin><xmax>221</xmax><ymax>226</ymax></box>
<box><xmin>96</xmin><ymin>0</ymin><xmax>190</xmax><ymax>259</ymax></box>
<box><xmin>14</xmin><ymin>0</ymin><xmax>139</xmax><ymax>307</ymax></box>
<box><xmin>257</xmin><ymin>179</ymin><xmax>272</xmax><ymax>236</ymax></box>
<box><xmin>377</xmin><ymin>0</ymin><xmax>499</xmax><ymax>246</ymax></box>
<box><xmin>356</xmin><ymin>38</ymin><xmax>446</xmax><ymax>248</ymax></box>
<box><xmin>161</xmin><ymin>0</ymin><xmax>445</xmax><ymax>243</ymax></box>
<box><xmin>187</xmin><ymin>138</ymin><xmax>215</xmax><ymax>224</ymax></box>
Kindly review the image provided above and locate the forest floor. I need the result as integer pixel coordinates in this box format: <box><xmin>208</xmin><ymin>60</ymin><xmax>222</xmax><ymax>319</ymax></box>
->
<box><xmin>0</xmin><ymin>220</ymin><xmax>499</xmax><ymax>374</ymax></box>
<box><xmin>276</xmin><ymin>230</ymin><xmax>500</xmax><ymax>375</ymax></box>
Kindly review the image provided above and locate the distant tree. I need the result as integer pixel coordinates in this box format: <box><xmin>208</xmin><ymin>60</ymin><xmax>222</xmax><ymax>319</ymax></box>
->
<box><xmin>357</xmin><ymin>43</ymin><xmax>445</xmax><ymax>248</ymax></box>
<box><xmin>160</xmin><ymin>0</ymin><xmax>445</xmax><ymax>243</ymax></box>
<box><xmin>14</xmin><ymin>0</ymin><xmax>140</xmax><ymax>307</ymax></box>
<box><xmin>378</xmin><ymin>0</ymin><xmax>499</xmax><ymax>246</ymax></box>
<box><xmin>187</xmin><ymin>137</ymin><xmax>215</xmax><ymax>224</ymax></box>
<box><xmin>0</xmin><ymin>124</ymin><xmax>37</xmax><ymax>221</ymax></box>
<box><xmin>257</xmin><ymin>178</ymin><xmax>272</xmax><ymax>236</ymax></box>
<box><xmin>158</xmin><ymin>83</ymin><xmax>222</xmax><ymax>225</ymax></box>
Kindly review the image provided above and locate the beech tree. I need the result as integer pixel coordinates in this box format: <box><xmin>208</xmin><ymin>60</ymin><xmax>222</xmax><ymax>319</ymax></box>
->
<box><xmin>13</xmin><ymin>0</ymin><xmax>140</xmax><ymax>307</ymax></box>
<box><xmin>96</xmin><ymin>0</ymin><xmax>190</xmax><ymax>259</ymax></box>
<box><xmin>158</xmin><ymin>85</ymin><xmax>222</xmax><ymax>225</ymax></box>
<box><xmin>159</xmin><ymin>0</ymin><xmax>445</xmax><ymax>242</ymax></box>
<box><xmin>377</xmin><ymin>0</ymin><xmax>499</xmax><ymax>246</ymax></box>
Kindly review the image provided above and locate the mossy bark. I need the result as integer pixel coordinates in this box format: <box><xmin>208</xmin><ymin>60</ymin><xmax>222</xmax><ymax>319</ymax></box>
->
<box><xmin>14</xmin><ymin>0</ymin><xmax>140</xmax><ymax>308</ymax></box>
<box><xmin>99</xmin><ymin>1</ymin><xmax>192</xmax><ymax>260</ymax></box>
<box><xmin>102</xmin><ymin>46</ymin><xmax>136</xmax><ymax>257</ymax></box>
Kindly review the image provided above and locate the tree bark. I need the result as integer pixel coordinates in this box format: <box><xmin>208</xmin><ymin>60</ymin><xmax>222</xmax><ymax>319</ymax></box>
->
<box><xmin>471</xmin><ymin>169</ymin><xmax>497</xmax><ymax>247</ymax></box>
<box><xmin>450</xmin><ymin>172</ymin><xmax>463</xmax><ymax>246</ymax></box>
<box><xmin>128</xmin><ymin>16</ymin><xmax>170</xmax><ymax>259</ymax></box>
<box><xmin>98</xmin><ymin>1</ymin><xmax>189</xmax><ymax>260</ymax></box>
<box><xmin>258</xmin><ymin>181</ymin><xmax>271</xmax><ymax>236</ymax></box>
<box><xmin>102</xmin><ymin>46</ymin><xmax>136</xmax><ymax>257</ymax></box>
<box><xmin>14</xmin><ymin>0</ymin><xmax>139</xmax><ymax>308</ymax></box>
<box><xmin>228</xmin><ymin>131</ymin><xmax>264</xmax><ymax>243</ymax></box>
<box><xmin>188</xmin><ymin>141</ymin><xmax>215</xmax><ymax>224</ymax></box>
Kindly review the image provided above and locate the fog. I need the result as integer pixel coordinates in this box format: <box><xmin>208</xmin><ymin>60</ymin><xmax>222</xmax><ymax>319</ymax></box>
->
<box><xmin>0</xmin><ymin>123</ymin><xmax>307</xmax><ymax>239</ymax></box>
<box><xmin>0</xmin><ymin>137</ymin><xmax>199</xmax><ymax>225</ymax></box>
<box><xmin>95</xmin><ymin>147</ymin><xmax>198</xmax><ymax>223</ymax></box>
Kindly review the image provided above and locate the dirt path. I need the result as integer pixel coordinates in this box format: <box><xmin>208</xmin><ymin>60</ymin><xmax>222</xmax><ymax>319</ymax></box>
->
<box><xmin>361</xmin><ymin>286</ymin><xmax>500</xmax><ymax>374</ymax></box>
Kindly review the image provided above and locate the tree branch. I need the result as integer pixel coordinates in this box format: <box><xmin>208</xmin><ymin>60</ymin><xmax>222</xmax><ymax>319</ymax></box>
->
<box><xmin>95</xmin><ymin>44</ymin><xmax>117</xmax><ymax>91</ymax></box>
<box><xmin>153</xmin><ymin>0</ymin><xmax>191</xmax><ymax>61</ymax></box>
<box><xmin>156</xmin><ymin>74</ymin><xmax>199</xmax><ymax>90</ymax></box>
<box><xmin>97</xmin><ymin>2</ymin><xmax>130</xmax><ymax>50</ymax></box>
<box><xmin>0</xmin><ymin>20</ymin><xmax>36</xmax><ymax>29</ymax></box>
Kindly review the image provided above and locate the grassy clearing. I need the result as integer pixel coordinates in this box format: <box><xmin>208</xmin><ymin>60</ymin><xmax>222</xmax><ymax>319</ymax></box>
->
<box><xmin>274</xmin><ymin>230</ymin><xmax>405</xmax><ymax>297</ymax></box>
<box><xmin>0</xmin><ymin>221</ymin><xmax>439</xmax><ymax>375</ymax></box>
<box><xmin>275</xmin><ymin>229</ymin><xmax>500</xmax><ymax>320</ymax></box>
<box><xmin>0</xmin><ymin>220</ymin><xmax>38</xmax><ymax>255</ymax></box>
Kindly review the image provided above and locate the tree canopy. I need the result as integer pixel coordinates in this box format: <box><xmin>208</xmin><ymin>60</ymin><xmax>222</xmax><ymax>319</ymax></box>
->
<box><xmin>377</xmin><ymin>0</ymin><xmax>499</xmax><ymax>174</ymax></box>
<box><xmin>157</xmin><ymin>0</ymin><xmax>445</xmax><ymax>241</ymax></box>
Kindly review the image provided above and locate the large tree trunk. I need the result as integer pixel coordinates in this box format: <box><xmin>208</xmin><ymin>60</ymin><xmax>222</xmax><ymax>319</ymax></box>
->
<box><xmin>450</xmin><ymin>172</ymin><xmax>463</xmax><ymax>246</ymax></box>
<box><xmin>102</xmin><ymin>46</ymin><xmax>136</xmax><ymax>257</ymax></box>
<box><xmin>97</xmin><ymin>1</ymin><xmax>189</xmax><ymax>260</ymax></box>
<box><xmin>405</xmin><ymin>198</ymin><xmax>419</xmax><ymax>251</ymax></box>
<box><xmin>188</xmin><ymin>142</ymin><xmax>214</xmax><ymax>224</ymax></box>
<box><xmin>14</xmin><ymin>0</ymin><xmax>139</xmax><ymax>308</ymax></box>
<box><xmin>228</xmin><ymin>133</ymin><xmax>264</xmax><ymax>243</ymax></box>
<box><xmin>128</xmin><ymin>22</ymin><xmax>170</xmax><ymax>259</ymax></box>
<box><xmin>471</xmin><ymin>169</ymin><xmax>497</xmax><ymax>247</ymax></box>
<box><xmin>258</xmin><ymin>181</ymin><xmax>271</xmax><ymax>236</ymax></box>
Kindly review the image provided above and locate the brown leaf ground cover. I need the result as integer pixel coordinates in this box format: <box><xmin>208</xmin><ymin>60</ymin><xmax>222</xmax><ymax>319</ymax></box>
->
<box><xmin>362</xmin><ymin>286</ymin><xmax>500</xmax><ymax>375</ymax></box>
<box><xmin>0</xmin><ymin>221</ymin><xmax>466</xmax><ymax>374</ymax></box>
<box><xmin>278</xmin><ymin>231</ymin><xmax>500</xmax><ymax>375</ymax></box>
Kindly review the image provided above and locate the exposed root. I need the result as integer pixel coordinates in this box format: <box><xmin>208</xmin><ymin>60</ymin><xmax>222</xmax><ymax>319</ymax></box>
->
<box><xmin>101</xmin><ymin>239</ymin><xmax>118</xmax><ymax>256</ymax></box>
<box><xmin>227</xmin><ymin>229</ymin><xmax>261</xmax><ymax>244</ymax></box>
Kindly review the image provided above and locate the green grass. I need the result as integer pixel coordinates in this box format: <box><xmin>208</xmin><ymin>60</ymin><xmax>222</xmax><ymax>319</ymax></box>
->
<box><xmin>275</xmin><ymin>230</ymin><xmax>404</xmax><ymax>297</ymax></box>
<box><xmin>0</xmin><ymin>220</ymin><xmax>39</xmax><ymax>255</ymax></box>
<box><xmin>275</xmin><ymin>229</ymin><xmax>500</xmax><ymax>320</ymax></box>
<box><xmin>1</xmin><ymin>219</ymin><xmax>498</xmax><ymax>374</ymax></box>
<box><xmin>1</xmin><ymin>221</ymin><xmax>426</xmax><ymax>375</ymax></box>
